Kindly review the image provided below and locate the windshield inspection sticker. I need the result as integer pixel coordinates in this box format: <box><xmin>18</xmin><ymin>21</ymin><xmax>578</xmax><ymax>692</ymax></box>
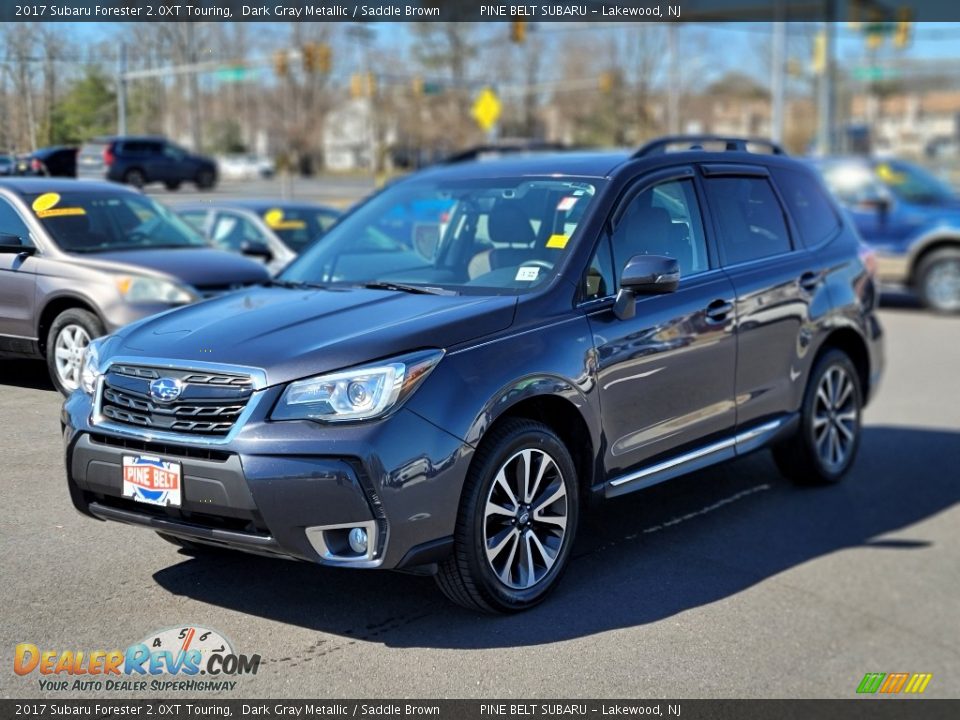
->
<box><xmin>515</xmin><ymin>266</ymin><xmax>540</xmax><ymax>282</ymax></box>
<box><xmin>31</xmin><ymin>192</ymin><xmax>85</xmax><ymax>218</ymax></box>
<box><xmin>546</xmin><ymin>234</ymin><xmax>569</xmax><ymax>249</ymax></box>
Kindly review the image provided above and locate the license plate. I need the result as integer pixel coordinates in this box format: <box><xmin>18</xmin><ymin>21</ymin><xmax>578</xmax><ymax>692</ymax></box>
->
<box><xmin>122</xmin><ymin>455</ymin><xmax>182</xmax><ymax>507</ymax></box>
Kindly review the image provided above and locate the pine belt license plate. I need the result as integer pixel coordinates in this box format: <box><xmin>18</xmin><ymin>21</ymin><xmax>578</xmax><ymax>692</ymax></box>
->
<box><xmin>122</xmin><ymin>455</ymin><xmax>182</xmax><ymax>507</ymax></box>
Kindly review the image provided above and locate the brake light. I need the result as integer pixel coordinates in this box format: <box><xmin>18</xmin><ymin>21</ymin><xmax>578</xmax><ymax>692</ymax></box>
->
<box><xmin>30</xmin><ymin>158</ymin><xmax>42</xmax><ymax>172</ymax></box>
<box><xmin>103</xmin><ymin>144</ymin><xmax>115</xmax><ymax>167</ymax></box>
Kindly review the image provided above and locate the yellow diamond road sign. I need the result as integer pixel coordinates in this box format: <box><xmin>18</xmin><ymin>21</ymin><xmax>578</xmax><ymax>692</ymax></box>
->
<box><xmin>472</xmin><ymin>88</ymin><xmax>501</xmax><ymax>132</ymax></box>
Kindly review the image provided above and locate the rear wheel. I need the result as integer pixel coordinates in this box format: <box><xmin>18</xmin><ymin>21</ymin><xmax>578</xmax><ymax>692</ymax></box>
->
<box><xmin>916</xmin><ymin>247</ymin><xmax>960</xmax><ymax>313</ymax></box>
<box><xmin>436</xmin><ymin>419</ymin><xmax>578</xmax><ymax>613</ymax></box>
<box><xmin>195</xmin><ymin>169</ymin><xmax>216</xmax><ymax>189</ymax></box>
<box><xmin>46</xmin><ymin>308</ymin><xmax>103</xmax><ymax>396</ymax></box>
<box><xmin>774</xmin><ymin>349</ymin><xmax>862</xmax><ymax>485</ymax></box>
<box><xmin>123</xmin><ymin>168</ymin><xmax>145</xmax><ymax>188</ymax></box>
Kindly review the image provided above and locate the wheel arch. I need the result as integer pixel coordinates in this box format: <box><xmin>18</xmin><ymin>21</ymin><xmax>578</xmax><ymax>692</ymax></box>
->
<box><xmin>813</xmin><ymin>327</ymin><xmax>871</xmax><ymax>404</ymax></box>
<box><xmin>37</xmin><ymin>295</ymin><xmax>103</xmax><ymax>354</ymax></box>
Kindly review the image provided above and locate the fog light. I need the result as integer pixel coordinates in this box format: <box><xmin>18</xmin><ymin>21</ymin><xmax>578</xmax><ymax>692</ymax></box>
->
<box><xmin>348</xmin><ymin>527</ymin><xmax>368</xmax><ymax>554</ymax></box>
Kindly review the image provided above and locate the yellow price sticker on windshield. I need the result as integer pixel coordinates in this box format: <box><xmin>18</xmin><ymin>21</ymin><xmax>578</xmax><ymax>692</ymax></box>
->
<box><xmin>875</xmin><ymin>163</ymin><xmax>906</xmax><ymax>185</ymax></box>
<box><xmin>546</xmin><ymin>234</ymin><xmax>569</xmax><ymax>249</ymax></box>
<box><xmin>31</xmin><ymin>191</ymin><xmax>86</xmax><ymax>218</ymax></box>
<box><xmin>264</xmin><ymin>208</ymin><xmax>306</xmax><ymax>230</ymax></box>
<box><xmin>32</xmin><ymin>192</ymin><xmax>61</xmax><ymax>213</ymax></box>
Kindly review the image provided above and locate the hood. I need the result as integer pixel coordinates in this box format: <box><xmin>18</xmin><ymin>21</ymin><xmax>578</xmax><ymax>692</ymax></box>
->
<box><xmin>88</xmin><ymin>247</ymin><xmax>268</xmax><ymax>288</ymax></box>
<box><xmin>115</xmin><ymin>285</ymin><xmax>518</xmax><ymax>386</ymax></box>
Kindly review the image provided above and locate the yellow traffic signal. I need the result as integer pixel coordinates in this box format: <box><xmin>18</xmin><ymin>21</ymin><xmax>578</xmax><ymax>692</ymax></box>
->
<box><xmin>510</xmin><ymin>20</ymin><xmax>526</xmax><ymax>43</ymax></box>
<box><xmin>412</xmin><ymin>76</ymin><xmax>424</xmax><ymax>97</ymax></box>
<box><xmin>895</xmin><ymin>7</ymin><xmax>913</xmax><ymax>48</ymax></box>
<box><xmin>273</xmin><ymin>50</ymin><xmax>288</xmax><ymax>77</ymax></box>
<box><xmin>599</xmin><ymin>71</ymin><xmax>614</xmax><ymax>93</ymax></box>
<box><xmin>350</xmin><ymin>73</ymin><xmax>363</xmax><ymax>98</ymax></box>
<box><xmin>302</xmin><ymin>43</ymin><xmax>331</xmax><ymax>74</ymax></box>
<box><xmin>365</xmin><ymin>72</ymin><xmax>377</xmax><ymax>97</ymax></box>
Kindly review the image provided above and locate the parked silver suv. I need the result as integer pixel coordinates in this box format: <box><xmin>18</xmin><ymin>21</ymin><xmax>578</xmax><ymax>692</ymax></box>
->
<box><xmin>0</xmin><ymin>179</ymin><xmax>268</xmax><ymax>394</ymax></box>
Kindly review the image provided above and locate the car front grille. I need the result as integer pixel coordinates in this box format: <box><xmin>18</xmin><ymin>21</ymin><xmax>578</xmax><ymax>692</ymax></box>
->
<box><xmin>97</xmin><ymin>364</ymin><xmax>256</xmax><ymax>437</ymax></box>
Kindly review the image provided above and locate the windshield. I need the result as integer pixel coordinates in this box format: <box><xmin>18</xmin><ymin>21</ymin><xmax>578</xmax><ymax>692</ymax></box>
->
<box><xmin>256</xmin><ymin>205</ymin><xmax>340</xmax><ymax>253</ymax></box>
<box><xmin>280</xmin><ymin>176</ymin><xmax>600</xmax><ymax>294</ymax></box>
<box><xmin>26</xmin><ymin>190</ymin><xmax>208</xmax><ymax>253</ymax></box>
<box><xmin>873</xmin><ymin>161</ymin><xmax>956</xmax><ymax>205</ymax></box>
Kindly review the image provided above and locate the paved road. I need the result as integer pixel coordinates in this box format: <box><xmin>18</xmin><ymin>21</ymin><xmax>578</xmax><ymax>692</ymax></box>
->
<box><xmin>146</xmin><ymin>176</ymin><xmax>378</xmax><ymax>209</ymax></box>
<box><xmin>2</xmin><ymin>306</ymin><xmax>958</xmax><ymax>699</ymax></box>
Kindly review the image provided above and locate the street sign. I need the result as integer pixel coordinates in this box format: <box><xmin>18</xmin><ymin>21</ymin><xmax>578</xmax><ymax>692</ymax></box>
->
<box><xmin>216</xmin><ymin>66</ymin><xmax>251</xmax><ymax>83</ymax></box>
<box><xmin>471</xmin><ymin>88</ymin><xmax>501</xmax><ymax>132</ymax></box>
<box><xmin>852</xmin><ymin>66</ymin><xmax>898</xmax><ymax>81</ymax></box>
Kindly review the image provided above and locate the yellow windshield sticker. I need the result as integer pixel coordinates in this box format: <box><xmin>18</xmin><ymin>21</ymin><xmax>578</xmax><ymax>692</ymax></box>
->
<box><xmin>264</xmin><ymin>208</ymin><xmax>306</xmax><ymax>230</ymax></box>
<box><xmin>875</xmin><ymin>163</ymin><xmax>906</xmax><ymax>185</ymax></box>
<box><xmin>546</xmin><ymin>234</ymin><xmax>569</xmax><ymax>249</ymax></box>
<box><xmin>37</xmin><ymin>207</ymin><xmax>86</xmax><ymax>218</ymax></box>
<box><xmin>32</xmin><ymin>192</ymin><xmax>61</xmax><ymax>213</ymax></box>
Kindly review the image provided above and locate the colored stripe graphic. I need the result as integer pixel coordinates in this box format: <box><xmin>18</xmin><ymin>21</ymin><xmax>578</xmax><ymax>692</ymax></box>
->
<box><xmin>857</xmin><ymin>673</ymin><xmax>886</xmax><ymax>694</ymax></box>
<box><xmin>879</xmin><ymin>673</ymin><xmax>909</xmax><ymax>693</ymax></box>
<box><xmin>904</xmin><ymin>674</ymin><xmax>933</xmax><ymax>694</ymax></box>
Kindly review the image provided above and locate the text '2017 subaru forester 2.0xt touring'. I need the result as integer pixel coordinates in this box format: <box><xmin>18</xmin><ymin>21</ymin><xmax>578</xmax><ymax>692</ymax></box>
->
<box><xmin>64</xmin><ymin>137</ymin><xmax>884</xmax><ymax>613</ymax></box>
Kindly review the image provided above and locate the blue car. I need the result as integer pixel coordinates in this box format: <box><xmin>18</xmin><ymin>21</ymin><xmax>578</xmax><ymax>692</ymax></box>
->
<box><xmin>814</xmin><ymin>157</ymin><xmax>960</xmax><ymax>312</ymax></box>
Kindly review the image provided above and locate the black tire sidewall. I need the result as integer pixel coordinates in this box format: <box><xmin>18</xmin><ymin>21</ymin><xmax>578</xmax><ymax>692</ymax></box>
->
<box><xmin>46</xmin><ymin>309</ymin><xmax>104</xmax><ymax>396</ymax></box>
<box><xmin>799</xmin><ymin>350</ymin><xmax>863</xmax><ymax>483</ymax></box>
<box><xmin>464</xmin><ymin>424</ymin><xmax>579</xmax><ymax>611</ymax></box>
<box><xmin>196</xmin><ymin>170</ymin><xmax>215</xmax><ymax>189</ymax></box>
<box><xmin>124</xmin><ymin>169</ymin><xmax>145</xmax><ymax>188</ymax></box>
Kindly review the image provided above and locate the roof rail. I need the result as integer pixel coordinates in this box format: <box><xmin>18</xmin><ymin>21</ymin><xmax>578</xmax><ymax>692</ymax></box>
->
<box><xmin>632</xmin><ymin>135</ymin><xmax>787</xmax><ymax>159</ymax></box>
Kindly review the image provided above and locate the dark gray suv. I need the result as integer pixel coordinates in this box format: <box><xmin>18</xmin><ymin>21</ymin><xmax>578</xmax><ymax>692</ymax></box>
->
<box><xmin>63</xmin><ymin>137</ymin><xmax>884</xmax><ymax>612</ymax></box>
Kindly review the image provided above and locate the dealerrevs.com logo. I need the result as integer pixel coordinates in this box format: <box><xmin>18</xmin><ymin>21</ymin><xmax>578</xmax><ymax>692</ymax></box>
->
<box><xmin>15</xmin><ymin>626</ymin><xmax>260</xmax><ymax>693</ymax></box>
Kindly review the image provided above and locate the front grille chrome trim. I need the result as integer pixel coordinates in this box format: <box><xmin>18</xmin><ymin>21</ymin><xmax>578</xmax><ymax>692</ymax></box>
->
<box><xmin>91</xmin><ymin>356</ymin><xmax>268</xmax><ymax>446</ymax></box>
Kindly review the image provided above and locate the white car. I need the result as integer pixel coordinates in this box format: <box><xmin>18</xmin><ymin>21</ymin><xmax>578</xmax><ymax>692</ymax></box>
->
<box><xmin>216</xmin><ymin>154</ymin><xmax>275</xmax><ymax>180</ymax></box>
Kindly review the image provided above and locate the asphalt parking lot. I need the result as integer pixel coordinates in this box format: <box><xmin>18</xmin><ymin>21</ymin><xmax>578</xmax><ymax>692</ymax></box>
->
<box><xmin>2</xmin><ymin>303</ymin><xmax>958</xmax><ymax>699</ymax></box>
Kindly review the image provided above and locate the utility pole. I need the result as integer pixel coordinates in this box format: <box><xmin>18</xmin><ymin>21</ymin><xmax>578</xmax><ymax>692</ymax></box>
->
<box><xmin>667</xmin><ymin>23</ymin><xmax>679</xmax><ymax>134</ymax></box>
<box><xmin>117</xmin><ymin>42</ymin><xmax>128</xmax><ymax>136</ymax></box>
<box><xmin>186</xmin><ymin>23</ymin><xmax>202</xmax><ymax>150</ymax></box>
<box><xmin>817</xmin><ymin>6</ymin><xmax>837</xmax><ymax>155</ymax></box>
<box><xmin>770</xmin><ymin>10</ymin><xmax>786</xmax><ymax>144</ymax></box>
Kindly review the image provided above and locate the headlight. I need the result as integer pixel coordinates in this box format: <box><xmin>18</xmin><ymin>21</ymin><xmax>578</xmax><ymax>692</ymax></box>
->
<box><xmin>80</xmin><ymin>338</ymin><xmax>104</xmax><ymax>395</ymax></box>
<box><xmin>271</xmin><ymin>350</ymin><xmax>444</xmax><ymax>423</ymax></box>
<box><xmin>115</xmin><ymin>275</ymin><xmax>196</xmax><ymax>304</ymax></box>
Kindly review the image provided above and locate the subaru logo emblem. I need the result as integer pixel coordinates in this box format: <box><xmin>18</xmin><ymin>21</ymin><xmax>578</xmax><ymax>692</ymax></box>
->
<box><xmin>149</xmin><ymin>377</ymin><xmax>183</xmax><ymax>403</ymax></box>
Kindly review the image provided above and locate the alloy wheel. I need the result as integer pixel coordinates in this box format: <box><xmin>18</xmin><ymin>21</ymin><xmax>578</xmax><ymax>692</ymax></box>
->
<box><xmin>483</xmin><ymin>448</ymin><xmax>568</xmax><ymax>590</ymax></box>
<box><xmin>812</xmin><ymin>365</ymin><xmax>858</xmax><ymax>472</ymax></box>
<box><xmin>54</xmin><ymin>324</ymin><xmax>90</xmax><ymax>392</ymax></box>
<box><xmin>925</xmin><ymin>258</ymin><xmax>960</xmax><ymax>312</ymax></box>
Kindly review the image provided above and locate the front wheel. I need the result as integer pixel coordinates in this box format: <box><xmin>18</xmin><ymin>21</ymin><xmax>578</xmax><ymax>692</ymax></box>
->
<box><xmin>436</xmin><ymin>419</ymin><xmax>579</xmax><ymax>613</ymax></box>
<box><xmin>774</xmin><ymin>349</ymin><xmax>863</xmax><ymax>485</ymax></box>
<box><xmin>46</xmin><ymin>308</ymin><xmax>104</xmax><ymax>396</ymax></box>
<box><xmin>916</xmin><ymin>247</ymin><xmax>960</xmax><ymax>313</ymax></box>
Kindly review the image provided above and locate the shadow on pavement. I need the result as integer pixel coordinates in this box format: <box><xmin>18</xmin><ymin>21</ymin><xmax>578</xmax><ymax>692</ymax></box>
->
<box><xmin>0</xmin><ymin>359</ymin><xmax>56</xmax><ymax>392</ymax></box>
<box><xmin>152</xmin><ymin>425</ymin><xmax>959</xmax><ymax>649</ymax></box>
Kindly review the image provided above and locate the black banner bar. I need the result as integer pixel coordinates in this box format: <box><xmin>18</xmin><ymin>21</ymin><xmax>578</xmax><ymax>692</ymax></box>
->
<box><xmin>5</xmin><ymin>1</ymin><xmax>960</xmax><ymax>23</ymax></box>
<box><xmin>1</xmin><ymin>700</ymin><xmax>958</xmax><ymax>720</ymax></box>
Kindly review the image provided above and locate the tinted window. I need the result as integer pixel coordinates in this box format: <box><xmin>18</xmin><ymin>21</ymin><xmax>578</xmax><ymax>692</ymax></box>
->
<box><xmin>0</xmin><ymin>199</ymin><xmax>32</xmax><ymax>244</ymax></box>
<box><xmin>771</xmin><ymin>167</ymin><xmax>840</xmax><ymax>246</ymax></box>
<box><xmin>608</xmin><ymin>178</ymin><xmax>709</xmax><ymax>280</ymax></box>
<box><xmin>704</xmin><ymin>177</ymin><xmax>791</xmax><ymax>265</ymax></box>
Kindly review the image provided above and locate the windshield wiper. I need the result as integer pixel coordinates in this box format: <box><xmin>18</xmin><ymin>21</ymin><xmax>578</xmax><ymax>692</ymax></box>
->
<box><xmin>264</xmin><ymin>279</ymin><xmax>329</xmax><ymax>290</ymax></box>
<box><xmin>360</xmin><ymin>281</ymin><xmax>456</xmax><ymax>296</ymax></box>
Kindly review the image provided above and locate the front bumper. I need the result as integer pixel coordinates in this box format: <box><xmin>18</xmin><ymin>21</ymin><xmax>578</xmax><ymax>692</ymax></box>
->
<box><xmin>63</xmin><ymin>388</ymin><xmax>471</xmax><ymax>570</ymax></box>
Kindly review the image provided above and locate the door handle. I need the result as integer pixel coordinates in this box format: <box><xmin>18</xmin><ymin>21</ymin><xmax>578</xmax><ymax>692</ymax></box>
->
<box><xmin>799</xmin><ymin>271</ymin><xmax>821</xmax><ymax>292</ymax></box>
<box><xmin>705</xmin><ymin>299</ymin><xmax>733</xmax><ymax>322</ymax></box>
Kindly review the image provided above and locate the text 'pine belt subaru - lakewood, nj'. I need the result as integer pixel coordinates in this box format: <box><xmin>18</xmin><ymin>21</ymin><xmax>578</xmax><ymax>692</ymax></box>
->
<box><xmin>63</xmin><ymin>136</ymin><xmax>884</xmax><ymax>613</ymax></box>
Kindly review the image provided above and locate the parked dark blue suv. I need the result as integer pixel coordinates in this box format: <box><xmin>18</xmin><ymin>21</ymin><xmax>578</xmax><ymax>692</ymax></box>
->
<box><xmin>63</xmin><ymin>137</ymin><xmax>884</xmax><ymax>612</ymax></box>
<box><xmin>77</xmin><ymin>136</ymin><xmax>217</xmax><ymax>190</ymax></box>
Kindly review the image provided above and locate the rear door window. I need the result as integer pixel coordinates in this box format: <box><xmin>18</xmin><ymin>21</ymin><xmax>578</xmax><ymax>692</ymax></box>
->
<box><xmin>703</xmin><ymin>176</ymin><xmax>792</xmax><ymax>265</ymax></box>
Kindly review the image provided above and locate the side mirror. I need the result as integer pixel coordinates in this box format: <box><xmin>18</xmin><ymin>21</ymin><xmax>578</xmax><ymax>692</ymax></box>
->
<box><xmin>614</xmin><ymin>254</ymin><xmax>680</xmax><ymax>320</ymax></box>
<box><xmin>241</xmin><ymin>241</ymin><xmax>273</xmax><ymax>262</ymax></box>
<box><xmin>0</xmin><ymin>234</ymin><xmax>35</xmax><ymax>255</ymax></box>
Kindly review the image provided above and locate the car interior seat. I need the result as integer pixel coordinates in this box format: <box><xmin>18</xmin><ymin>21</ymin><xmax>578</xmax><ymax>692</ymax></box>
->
<box><xmin>468</xmin><ymin>200</ymin><xmax>539</xmax><ymax>278</ymax></box>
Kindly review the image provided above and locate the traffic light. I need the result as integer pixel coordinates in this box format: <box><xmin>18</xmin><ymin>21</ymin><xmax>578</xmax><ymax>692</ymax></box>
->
<box><xmin>350</xmin><ymin>73</ymin><xmax>363</xmax><ymax>98</ymax></box>
<box><xmin>365</xmin><ymin>72</ymin><xmax>377</xmax><ymax>97</ymax></box>
<box><xmin>510</xmin><ymin>20</ymin><xmax>526</xmax><ymax>43</ymax></box>
<box><xmin>895</xmin><ymin>7</ymin><xmax>913</xmax><ymax>48</ymax></box>
<box><xmin>599</xmin><ymin>71</ymin><xmax>614</xmax><ymax>93</ymax></box>
<box><xmin>273</xmin><ymin>50</ymin><xmax>288</xmax><ymax>77</ymax></box>
<box><xmin>412</xmin><ymin>76</ymin><xmax>424</xmax><ymax>97</ymax></box>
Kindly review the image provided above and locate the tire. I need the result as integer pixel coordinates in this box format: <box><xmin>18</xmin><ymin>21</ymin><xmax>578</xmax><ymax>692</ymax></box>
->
<box><xmin>195</xmin><ymin>169</ymin><xmax>216</xmax><ymax>190</ymax></box>
<box><xmin>773</xmin><ymin>349</ymin><xmax>863</xmax><ymax>485</ymax></box>
<box><xmin>46</xmin><ymin>308</ymin><xmax>104</xmax><ymax>397</ymax></box>
<box><xmin>436</xmin><ymin>419</ymin><xmax>579</xmax><ymax>613</ymax></box>
<box><xmin>156</xmin><ymin>532</ymin><xmax>230</xmax><ymax>556</ymax></box>
<box><xmin>164</xmin><ymin>180</ymin><xmax>181</xmax><ymax>191</ymax></box>
<box><xmin>123</xmin><ymin>168</ymin><xmax>146</xmax><ymax>188</ymax></box>
<box><xmin>916</xmin><ymin>247</ymin><xmax>960</xmax><ymax>313</ymax></box>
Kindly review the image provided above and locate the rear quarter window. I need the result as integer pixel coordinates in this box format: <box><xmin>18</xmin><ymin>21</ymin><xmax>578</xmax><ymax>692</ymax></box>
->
<box><xmin>772</xmin><ymin>166</ymin><xmax>841</xmax><ymax>247</ymax></box>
